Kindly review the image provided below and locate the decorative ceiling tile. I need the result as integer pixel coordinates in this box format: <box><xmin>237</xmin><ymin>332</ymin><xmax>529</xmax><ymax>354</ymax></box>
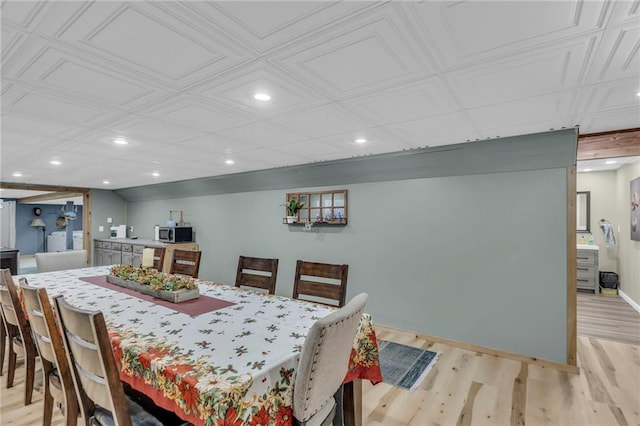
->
<box><xmin>271</xmin><ymin>104</ymin><xmax>372</xmax><ymax>138</ymax></box>
<box><xmin>409</xmin><ymin>1</ymin><xmax>610</xmax><ymax>69</ymax></box>
<box><xmin>277</xmin><ymin>7</ymin><xmax>434</xmax><ymax>98</ymax></box>
<box><xmin>585</xmin><ymin>22</ymin><xmax>640</xmax><ymax>82</ymax></box>
<box><xmin>0</xmin><ymin>1</ymin><xmax>47</xmax><ymax>29</ymax></box>
<box><xmin>447</xmin><ymin>39</ymin><xmax>597</xmax><ymax>108</ymax></box>
<box><xmin>387</xmin><ymin>112</ymin><xmax>478</xmax><ymax>148</ymax></box>
<box><xmin>219</xmin><ymin>121</ymin><xmax>307</xmax><ymax>148</ymax></box>
<box><xmin>345</xmin><ymin>77</ymin><xmax>458</xmax><ymax>124</ymax></box>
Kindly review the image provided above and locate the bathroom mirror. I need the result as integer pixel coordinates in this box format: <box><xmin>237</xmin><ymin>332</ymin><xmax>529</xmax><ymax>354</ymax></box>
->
<box><xmin>577</xmin><ymin>191</ymin><xmax>590</xmax><ymax>233</ymax></box>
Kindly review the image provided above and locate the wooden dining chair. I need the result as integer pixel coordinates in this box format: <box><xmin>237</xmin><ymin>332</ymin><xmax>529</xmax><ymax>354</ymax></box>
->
<box><xmin>0</xmin><ymin>269</ymin><xmax>37</xmax><ymax>405</ymax></box>
<box><xmin>293</xmin><ymin>260</ymin><xmax>349</xmax><ymax>307</ymax></box>
<box><xmin>53</xmin><ymin>295</ymin><xmax>185</xmax><ymax>426</ymax></box>
<box><xmin>292</xmin><ymin>293</ymin><xmax>368</xmax><ymax>426</ymax></box>
<box><xmin>151</xmin><ymin>247</ymin><xmax>166</xmax><ymax>271</ymax></box>
<box><xmin>20</xmin><ymin>283</ymin><xmax>78</xmax><ymax>426</ymax></box>
<box><xmin>169</xmin><ymin>249</ymin><xmax>201</xmax><ymax>278</ymax></box>
<box><xmin>235</xmin><ymin>256</ymin><xmax>279</xmax><ymax>294</ymax></box>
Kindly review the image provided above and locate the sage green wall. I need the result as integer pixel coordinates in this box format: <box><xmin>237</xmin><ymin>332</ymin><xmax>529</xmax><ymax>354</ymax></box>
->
<box><xmin>125</xmin><ymin>168</ymin><xmax>569</xmax><ymax>363</ymax></box>
<box><xmin>615</xmin><ymin>162</ymin><xmax>640</xmax><ymax>305</ymax></box>
<box><xmin>89</xmin><ymin>189</ymin><xmax>126</xmax><ymax>253</ymax></box>
<box><xmin>577</xmin><ymin>171</ymin><xmax>618</xmax><ymax>272</ymax></box>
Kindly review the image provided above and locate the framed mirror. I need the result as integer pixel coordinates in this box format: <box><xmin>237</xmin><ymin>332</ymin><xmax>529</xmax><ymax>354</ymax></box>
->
<box><xmin>577</xmin><ymin>191</ymin><xmax>590</xmax><ymax>233</ymax></box>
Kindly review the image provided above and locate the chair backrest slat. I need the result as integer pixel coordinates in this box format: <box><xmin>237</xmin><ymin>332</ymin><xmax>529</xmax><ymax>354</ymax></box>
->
<box><xmin>235</xmin><ymin>256</ymin><xmax>278</xmax><ymax>294</ymax></box>
<box><xmin>293</xmin><ymin>260</ymin><xmax>348</xmax><ymax>307</ymax></box>
<box><xmin>169</xmin><ymin>250</ymin><xmax>201</xmax><ymax>278</ymax></box>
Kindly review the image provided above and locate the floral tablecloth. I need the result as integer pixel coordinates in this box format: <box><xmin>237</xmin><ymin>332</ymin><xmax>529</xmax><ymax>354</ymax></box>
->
<box><xmin>18</xmin><ymin>266</ymin><xmax>382</xmax><ymax>426</ymax></box>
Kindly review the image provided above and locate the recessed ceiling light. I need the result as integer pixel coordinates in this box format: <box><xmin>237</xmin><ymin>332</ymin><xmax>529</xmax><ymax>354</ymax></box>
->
<box><xmin>605</xmin><ymin>160</ymin><xmax>617</xmax><ymax>164</ymax></box>
<box><xmin>12</xmin><ymin>172</ymin><xmax>22</xmax><ymax>177</ymax></box>
<box><xmin>103</xmin><ymin>180</ymin><xmax>110</xmax><ymax>185</ymax></box>
<box><xmin>151</xmin><ymin>172</ymin><xmax>160</xmax><ymax>177</ymax></box>
<box><xmin>584</xmin><ymin>168</ymin><xmax>592</xmax><ymax>172</ymax></box>
<box><xmin>253</xmin><ymin>93</ymin><xmax>271</xmax><ymax>101</ymax></box>
<box><xmin>114</xmin><ymin>138</ymin><xmax>128</xmax><ymax>145</ymax></box>
<box><xmin>225</xmin><ymin>159</ymin><xmax>235</xmax><ymax>165</ymax></box>
<box><xmin>355</xmin><ymin>138</ymin><xmax>367</xmax><ymax>144</ymax></box>
<box><xmin>50</xmin><ymin>160</ymin><xmax>61</xmax><ymax>165</ymax></box>
<box><xmin>637</xmin><ymin>91</ymin><xmax>640</xmax><ymax>97</ymax></box>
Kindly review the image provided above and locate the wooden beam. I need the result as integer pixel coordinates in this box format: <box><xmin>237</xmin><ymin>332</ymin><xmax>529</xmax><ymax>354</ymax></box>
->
<box><xmin>566</xmin><ymin>166</ymin><xmax>577</xmax><ymax>367</ymax></box>
<box><xmin>577</xmin><ymin>128</ymin><xmax>640</xmax><ymax>160</ymax></box>
<box><xmin>0</xmin><ymin>182</ymin><xmax>89</xmax><ymax>193</ymax></box>
<box><xmin>18</xmin><ymin>192</ymin><xmax>84</xmax><ymax>204</ymax></box>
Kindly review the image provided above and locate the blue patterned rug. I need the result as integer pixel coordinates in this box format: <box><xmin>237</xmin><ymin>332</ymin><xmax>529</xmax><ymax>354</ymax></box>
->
<box><xmin>378</xmin><ymin>340</ymin><xmax>439</xmax><ymax>391</ymax></box>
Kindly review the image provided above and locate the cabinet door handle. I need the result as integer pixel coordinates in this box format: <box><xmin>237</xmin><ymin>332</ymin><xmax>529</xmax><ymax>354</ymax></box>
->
<box><xmin>577</xmin><ymin>279</ymin><xmax>589</xmax><ymax>282</ymax></box>
<box><xmin>577</xmin><ymin>267</ymin><xmax>589</xmax><ymax>271</ymax></box>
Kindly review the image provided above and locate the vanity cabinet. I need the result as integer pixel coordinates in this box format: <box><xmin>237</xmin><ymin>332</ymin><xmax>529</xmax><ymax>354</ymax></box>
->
<box><xmin>577</xmin><ymin>247</ymin><xmax>599</xmax><ymax>293</ymax></box>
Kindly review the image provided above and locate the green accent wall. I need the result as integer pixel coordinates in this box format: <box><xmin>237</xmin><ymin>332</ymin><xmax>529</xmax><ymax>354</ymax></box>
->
<box><xmin>107</xmin><ymin>129</ymin><xmax>577</xmax><ymax>363</ymax></box>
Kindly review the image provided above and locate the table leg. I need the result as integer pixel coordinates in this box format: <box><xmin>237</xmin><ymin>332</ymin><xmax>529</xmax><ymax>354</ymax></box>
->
<box><xmin>343</xmin><ymin>379</ymin><xmax>362</xmax><ymax>426</ymax></box>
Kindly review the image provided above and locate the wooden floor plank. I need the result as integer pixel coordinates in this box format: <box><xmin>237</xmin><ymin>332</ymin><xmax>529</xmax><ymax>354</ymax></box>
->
<box><xmin>577</xmin><ymin>292</ymin><xmax>640</xmax><ymax>345</ymax></box>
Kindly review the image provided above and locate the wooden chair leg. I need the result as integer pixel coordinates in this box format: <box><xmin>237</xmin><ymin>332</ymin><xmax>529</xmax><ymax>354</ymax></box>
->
<box><xmin>6</xmin><ymin>342</ymin><xmax>16</xmax><ymax>388</ymax></box>
<box><xmin>0</xmin><ymin>322</ymin><xmax>5</xmax><ymax>377</ymax></box>
<box><xmin>64</xmin><ymin>391</ymin><xmax>80</xmax><ymax>426</ymax></box>
<box><xmin>43</xmin><ymin>373</ymin><xmax>54</xmax><ymax>426</ymax></box>
<box><xmin>24</xmin><ymin>351</ymin><xmax>36</xmax><ymax>405</ymax></box>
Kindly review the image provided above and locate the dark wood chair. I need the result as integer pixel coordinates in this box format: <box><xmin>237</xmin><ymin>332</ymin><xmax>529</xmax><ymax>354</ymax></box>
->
<box><xmin>20</xmin><ymin>283</ymin><xmax>78</xmax><ymax>426</ymax></box>
<box><xmin>292</xmin><ymin>260</ymin><xmax>349</xmax><ymax>307</ymax></box>
<box><xmin>53</xmin><ymin>295</ymin><xmax>186</xmax><ymax>426</ymax></box>
<box><xmin>169</xmin><ymin>250</ymin><xmax>201</xmax><ymax>278</ymax></box>
<box><xmin>235</xmin><ymin>256</ymin><xmax>279</xmax><ymax>294</ymax></box>
<box><xmin>0</xmin><ymin>269</ymin><xmax>37</xmax><ymax>405</ymax></box>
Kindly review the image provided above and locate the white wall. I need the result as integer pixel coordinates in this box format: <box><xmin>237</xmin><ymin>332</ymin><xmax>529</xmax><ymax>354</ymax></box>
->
<box><xmin>577</xmin><ymin>171</ymin><xmax>618</xmax><ymax>272</ymax></box>
<box><xmin>615</xmin><ymin>162</ymin><xmax>640</xmax><ymax>305</ymax></box>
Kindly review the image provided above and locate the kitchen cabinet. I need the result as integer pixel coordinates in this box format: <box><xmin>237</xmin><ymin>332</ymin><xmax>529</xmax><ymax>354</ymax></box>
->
<box><xmin>93</xmin><ymin>238</ymin><xmax>198</xmax><ymax>272</ymax></box>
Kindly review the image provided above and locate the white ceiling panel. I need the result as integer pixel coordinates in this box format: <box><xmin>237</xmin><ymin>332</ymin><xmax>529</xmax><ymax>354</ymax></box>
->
<box><xmin>272</xmin><ymin>104</ymin><xmax>372</xmax><ymax>138</ymax></box>
<box><xmin>1</xmin><ymin>1</ymin><xmax>638</xmax><ymax>189</ymax></box>
<box><xmin>0</xmin><ymin>1</ymin><xmax>46</xmax><ymax>29</ymax></box>
<box><xmin>279</xmin><ymin>8</ymin><xmax>433</xmax><ymax>97</ymax></box>
<box><xmin>219</xmin><ymin>121</ymin><xmax>307</xmax><ymax>148</ymax></box>
<box><xmin>411</xmin><ymin>1</ymin><xmax>609</xmax><ymax>68</ymax></box>
<box><xmin>447</xmin><ymin>39</ymin><xmax>596</xmax><ymax>108</ymax></box>
<box><xmin>387</xmin><ymin>112</ymin><xmax>478</xmax><ymax>148</ymax></box>
<box><xmin>466</xmin><ymin>92</ymin><xmax>576</xmax><ymax>133</ymax></box>
<box><xmin>143</xmin><ymin>96</ymin><xmax>249</xmax><ymax>133</ymax></box>
<box><xmin>199</xmin><ymin>64</ymin><xmax>323</xmax><ymax>114</ymax></box>
<box><xmin>586</xmin><ymin>22</ymin><xmax>640</xmax><ymax>82</ymax></box>
<box><xmin>346</xmin><ymin>78</ymin><xmax>458</xmax><ymax>125</ymax></box>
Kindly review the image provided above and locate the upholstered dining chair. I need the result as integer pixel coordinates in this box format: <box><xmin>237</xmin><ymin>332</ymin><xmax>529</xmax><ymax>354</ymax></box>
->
<box><xmin>235</xmin><ymin>256</ymin><xmax>279</xmax><ymax>294</ymax></box>
<box><xmin>292</xmin><ymin>293</ymin><xmax>368</xmax><ymax>426</ymax></box>
<box><xmin>53</xmin><ymin>295</ymin><xmax>187</xmax><ymax>426</ymax></box>
<box><xmin>0</xmin><ymin>269</ymin><xmax>37</xmax><ymax>405</ymax></box>
<box><xmin>169</xmin><ymin>249</ymin><xmax>201</xmax><ymax>278</ymax></box>
<box><xmin>35</xmin><ymin>250</ymin><xmax>87</xmax><ymax>273</ymax></box>
<box><xmin>293</xmin><ymin>260</ymin><xmax>349</xmax><ymax>307</ymax></box>
<box><xmin>20</xmin><ymin>283</ymin><xmax>79</xmax><ymax>426</ymax></box>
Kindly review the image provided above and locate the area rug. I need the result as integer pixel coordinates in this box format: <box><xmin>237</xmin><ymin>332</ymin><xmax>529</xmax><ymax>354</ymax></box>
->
<box><xmin>377</xmin><ymin>340</ymin><xmax>439</xmax><ymax>391</ymax></box>
<box><xmin>18</xmin><ymin>267</ymin><xmax>38</xmax><ymax>275</ymax></box>
<box><xmin>79</xmin><ymin>275</ymin><xmax>235</xmax><ymax>317</ymax></box>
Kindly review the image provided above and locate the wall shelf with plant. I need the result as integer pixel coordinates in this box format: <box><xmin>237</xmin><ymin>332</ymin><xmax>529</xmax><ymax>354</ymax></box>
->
<box><xmin>283</xmin><ymin>190</ymin><xmax>348</xmax><ymax>225</ymax></box>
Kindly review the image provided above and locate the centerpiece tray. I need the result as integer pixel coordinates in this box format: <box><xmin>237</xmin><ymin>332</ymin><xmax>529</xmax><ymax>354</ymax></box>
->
<box><xmin>107</xmin><ymin>265</ymin><xmax>199</xmax><ymax>303</ymax></box>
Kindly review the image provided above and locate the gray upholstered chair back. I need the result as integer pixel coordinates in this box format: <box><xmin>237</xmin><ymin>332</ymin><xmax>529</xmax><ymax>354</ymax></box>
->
<box><xmin>293</xmin><ymin>293</ymin><xmax>368</xmax><ymax>425</ymax></box>
<box><xmin>35</xmin><ymin>250</ymin><xmax>87</xmax><ymax>272</ymax></box>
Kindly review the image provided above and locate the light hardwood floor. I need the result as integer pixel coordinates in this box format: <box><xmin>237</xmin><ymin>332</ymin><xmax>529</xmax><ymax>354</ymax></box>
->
<box><xmin>1</xmin><ymin>326</ymin><xmax>638</xmax><ymax>426</ymax></box>
<box><xmin>577</xmin><ymin>291</ymin><xmax>640</xmax><ymax>346</ymax></box>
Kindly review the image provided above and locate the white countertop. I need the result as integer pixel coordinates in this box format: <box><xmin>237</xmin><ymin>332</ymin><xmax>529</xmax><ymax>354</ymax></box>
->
<box><xmin>577</xmin><ymin>244</ymin><xmax>599</xmax><ymax>251</ymax></box>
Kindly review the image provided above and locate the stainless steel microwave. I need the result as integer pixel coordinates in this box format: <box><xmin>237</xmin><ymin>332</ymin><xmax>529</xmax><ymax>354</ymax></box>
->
<box><xmin>158</xmin><ymin>226</ymin><xmax>193</xmax><ymax>243</ymax></box>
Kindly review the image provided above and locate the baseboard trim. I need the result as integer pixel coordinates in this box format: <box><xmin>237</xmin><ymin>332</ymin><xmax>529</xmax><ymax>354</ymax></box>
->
<box><xmin>619</xmin><ymin>290</ymin><xmax>640</xmax><ymax>314</ymax></box>
<box><xmin>374</xmin><ymin>324</ymin><xmax>580</xmax><ymax>375</ymax></box>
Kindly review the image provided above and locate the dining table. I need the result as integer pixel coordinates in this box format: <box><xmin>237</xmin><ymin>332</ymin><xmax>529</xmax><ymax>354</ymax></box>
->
<box><xmin>15</xmin><ymin>265</ymin><xmax>382</xmax><ymax>426</ymax></box>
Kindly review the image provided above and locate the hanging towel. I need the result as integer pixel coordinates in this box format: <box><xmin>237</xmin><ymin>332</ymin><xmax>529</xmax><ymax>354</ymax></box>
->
<box><xmin>600</xmin><ymin>222</ymin><xmax>616</xmax><ymax>247</ymax></box>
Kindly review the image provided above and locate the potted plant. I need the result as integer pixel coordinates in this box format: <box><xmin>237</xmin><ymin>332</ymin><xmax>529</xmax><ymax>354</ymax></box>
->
<box><xmin>285</xmin><ymin>199</ymin><xmax>304</xmax><ymax>224</ymax></box>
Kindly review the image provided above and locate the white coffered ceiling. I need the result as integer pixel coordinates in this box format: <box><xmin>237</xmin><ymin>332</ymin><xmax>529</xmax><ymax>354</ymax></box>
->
<box><xmin>1</xmin><ymin>1</ymin><xmax>639</xmax><ymax>190</ymax></box>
